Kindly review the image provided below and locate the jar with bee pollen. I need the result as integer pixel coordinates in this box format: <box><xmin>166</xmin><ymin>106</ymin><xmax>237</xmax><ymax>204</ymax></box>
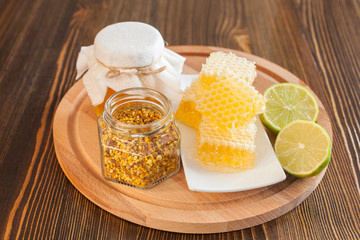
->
<box><xmin>98</xmin><ymin>88</ymin><xmax>181</xmax><ymax>189</ymax></box>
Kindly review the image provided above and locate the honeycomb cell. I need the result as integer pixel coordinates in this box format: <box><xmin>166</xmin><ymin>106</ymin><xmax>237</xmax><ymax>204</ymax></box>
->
<box><xmin>197</xmin><ymin>117</ymin><xmax>257</xmax><ymax>172</ymax></box>
<box><xmin>175</xmin><ymin>77</ymin><xmax>202</xmax><ymax>129</ymax></box>
<box><xmin>196</xmin><ymin>76</ymin><xmax>265</xmax><ymax>130</ymax></box>
<box><xmin>200</xmin><ymin>51</ymin><xmax>257</xmax><ymax>87</ymax></box>
<box><xmin>175</xmin><ymin>100</ymin><xmax>202</xmax><ymax>129</ymax></box>
<box><xmin>175</xmin><ymin>51</ymin><xmax>266</xmax><ymax>172</ymax></box>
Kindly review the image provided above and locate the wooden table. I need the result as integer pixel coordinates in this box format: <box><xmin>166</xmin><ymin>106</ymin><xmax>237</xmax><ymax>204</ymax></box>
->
<box><xmin>1</xmin><ymin>0</ymin><xmax>359</xmax><ymax>239</ymax></box>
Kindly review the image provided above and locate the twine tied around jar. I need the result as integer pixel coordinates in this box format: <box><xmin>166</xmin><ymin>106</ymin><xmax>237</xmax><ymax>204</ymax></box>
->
<box><xmin>96</xmin><ymin>48</ymin><xmax>168</xmax><ymax>88</ymax></box>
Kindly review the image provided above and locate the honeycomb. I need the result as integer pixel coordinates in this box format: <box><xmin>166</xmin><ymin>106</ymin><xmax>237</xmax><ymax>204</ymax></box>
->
<box><xmin>200</xmin><ymin>51</ymin><xmax>257</xmax><ymax>88</ymax></box>
<box><xmin>196</xmin><ymin>76</ymin><xmax>265</xmax><ymax>129</ymax></box>
<box><xmin>175</xmin><ymin>51</ymin><xmax>265</xmax><ymax>172</ymax></box>
<box><xmin>175</xmin><ymin>78</ymin><xmax>203</xmax><ymax>129</ymax></box>
<box><xmin>197</xmin><ymin>117</ymin><xmax>257</xmax><ymax>172</ymax></box>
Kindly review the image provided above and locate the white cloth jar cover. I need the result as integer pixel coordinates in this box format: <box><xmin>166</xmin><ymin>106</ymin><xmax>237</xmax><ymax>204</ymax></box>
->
<box><xmin>76</xmin><ymin>22</ymin><xmax>186</xmax><ymax>109</ymax></box>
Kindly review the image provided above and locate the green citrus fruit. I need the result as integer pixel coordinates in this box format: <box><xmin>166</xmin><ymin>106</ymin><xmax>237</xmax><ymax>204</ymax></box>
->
<box><xmin>274</xmin><ymin>120</ymin><xmax>331</xmax><ymax>177</ymax></box>
<box><xmin>260</xmin><ymin>83</ymin><xmax>319</xmax><ymax>133</ymax></box>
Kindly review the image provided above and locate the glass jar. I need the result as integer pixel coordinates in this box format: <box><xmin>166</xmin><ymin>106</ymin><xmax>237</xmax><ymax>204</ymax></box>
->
<box><xmin>97</xmin><ymin>88</ymin><xmax>181</xmax><ymax>189</ymax></box>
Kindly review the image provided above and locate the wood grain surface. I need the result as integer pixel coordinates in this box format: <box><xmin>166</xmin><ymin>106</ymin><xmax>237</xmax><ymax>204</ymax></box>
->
<box><xmin>1</xmin><ymin>0</ymin><xmax>359</xmax><ymax>239</ymax></box>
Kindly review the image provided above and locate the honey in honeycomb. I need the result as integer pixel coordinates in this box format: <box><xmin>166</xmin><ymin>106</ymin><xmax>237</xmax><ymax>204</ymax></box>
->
<box><xmin>196</xmin><ymin>76</ymin><xmax>265</xmax><ymax>130</ymax></box>
<box><xmin>175</xmin><ymin>51</ymin><xmax>261</xmax><ymax>129</ymax></box>
<box><xmin>197</xmin><ymin>117</ymin><xmax>257</xmax><ymax>172</ymax></box>
<box><xmin>175</xmin><ymin>51</ymin><xmax>265</xmax><ymax>172</ymax></box>
<box><xmin>175</xmin><ymin>78</ymin><xmax>203</xmax><ymax>129</ymax></box>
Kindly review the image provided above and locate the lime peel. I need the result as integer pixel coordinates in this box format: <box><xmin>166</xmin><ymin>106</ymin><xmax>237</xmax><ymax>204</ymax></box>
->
<box><xmin>260</xmin><ymin>83</ymin><xmax>319</xmax><ymax>133</ymax></box>
<box><xmin>274</xmin><ymin>120</ymin><xmax>331</xmax><ymax>177</ymax></box>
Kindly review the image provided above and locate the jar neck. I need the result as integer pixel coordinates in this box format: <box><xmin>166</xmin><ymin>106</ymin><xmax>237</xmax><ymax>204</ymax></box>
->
<box><xmin>103</xmin><ymin>87</ymin><xmax>173</xmax><ymax>137</ymax></box>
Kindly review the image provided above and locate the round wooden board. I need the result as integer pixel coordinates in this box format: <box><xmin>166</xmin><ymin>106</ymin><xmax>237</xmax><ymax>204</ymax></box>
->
<box><xmin>53</xmin><ymin>46</ymin><xmax>332</xmax><ymax>233</ymax></box>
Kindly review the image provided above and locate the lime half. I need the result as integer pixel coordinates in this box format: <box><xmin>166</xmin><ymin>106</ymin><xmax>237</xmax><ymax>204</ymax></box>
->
<box><xmin>274</xmin><ymin>120</ymin><xmax>331</xmax><ymax>177</ymax></box>
<box><xmin>260</xmin><ymin>83</ymin><xmax>319</xmax><ymax>133</ymax></box>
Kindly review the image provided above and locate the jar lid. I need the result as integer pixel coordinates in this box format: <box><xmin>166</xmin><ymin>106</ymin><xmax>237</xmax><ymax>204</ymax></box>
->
<box><xmin>94</xmin><ymin>22</ymin><xmax>164</xmax><ymax>68</ymax></box>
<box><xmin>75</xmin><ymin>22</ymin><xmax>186</xmax><ymax>108</ymax></box>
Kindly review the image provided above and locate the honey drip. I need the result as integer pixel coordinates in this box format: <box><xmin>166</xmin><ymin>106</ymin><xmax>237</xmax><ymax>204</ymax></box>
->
<box><xmin>94</xmin><ymin>88</ymin><xmax>117</xmax><ymax>116</ymax></box>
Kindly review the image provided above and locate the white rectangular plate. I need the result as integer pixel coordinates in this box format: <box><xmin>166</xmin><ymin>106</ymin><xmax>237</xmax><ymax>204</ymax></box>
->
<box><xmin>178</xmin><ymin>74</ymin><xmax>286</xmax><ymax>192</ymax></box>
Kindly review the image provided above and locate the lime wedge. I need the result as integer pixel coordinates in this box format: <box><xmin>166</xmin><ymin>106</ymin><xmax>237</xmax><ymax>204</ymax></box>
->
<box><xmin>274</xmin><ymin>120</ymin><xmax>331</xmax><ymax>177</ymax></box>
<box><xmin>260</xmin><ymin>83</ymin><xmax>319</xmax><ymax>133</ymax></box>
